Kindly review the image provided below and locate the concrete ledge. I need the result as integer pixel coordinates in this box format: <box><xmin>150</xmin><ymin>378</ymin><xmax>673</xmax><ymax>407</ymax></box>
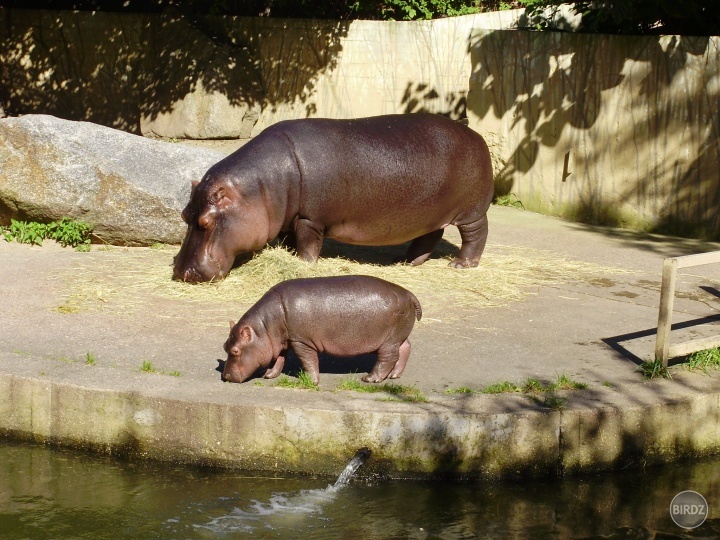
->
<box><xmin>2</xmin><ymin>366</ymin><xmax>719</xmax><ymax>480</ymax></box>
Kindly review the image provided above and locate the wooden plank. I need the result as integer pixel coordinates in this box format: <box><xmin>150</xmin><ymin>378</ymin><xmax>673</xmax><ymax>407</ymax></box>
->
<box><xmin>675</xmin><ymin>250</ymin><xmax>720</xmax><ymax>269</ymax></box>
<box><xmin>655</xmin><ymin>258</ymin><xmax>678</xmax><ymax>366</ymax></box>
<box><xmin>668</xmin><ymin>336</ymin><xmax>720</xmax><ymax>359</ymax></box>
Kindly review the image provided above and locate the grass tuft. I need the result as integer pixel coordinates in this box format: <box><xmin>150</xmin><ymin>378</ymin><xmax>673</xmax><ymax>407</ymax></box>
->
<box><xmin>639</xmin><ymin>358</ymin><xmax>671</xmax><ymax>380</ymax></box>
<box><xmin>141</xmin><ymin>360</ymin><xmax>156</xmax><ymax>373</ymax></box>
<box><xmin>84</xmin><ymin>353</ymin><xmax>96</xmax><ymax>366</ymax></box>
<box><xmin>336</xmin><ymin>376</ymin><xmax>427</xmax><ymax>402</ymax></box>
<box><xmin>685</xmin><ymin>348</ymin><xmax>720</xmax><ymax>373</ymax></box>
<box><xmin>482</xmin><ymin>381</ymin><xmax>520</xmax><ymax>394</ymax></box>
<box><xmin>548</xmin><ymin>373</ymin><xmax>588</xmax><ymax>390</ymax></box>
<box><xmin>273</xmin><ymin>371</ymin><xmax>319</xmax><ymax>390</ymax></box>
<box><xmin>445</xmin><ymin>386</ymin><xmax>476</xmax><ymax>394</ymax></box>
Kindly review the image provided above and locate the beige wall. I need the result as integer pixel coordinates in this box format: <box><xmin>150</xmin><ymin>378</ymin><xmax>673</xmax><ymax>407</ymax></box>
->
<box><xmin>1</xmin><ymin>7</ymin><xmax>717</xmax><ymax>239</ymax></box>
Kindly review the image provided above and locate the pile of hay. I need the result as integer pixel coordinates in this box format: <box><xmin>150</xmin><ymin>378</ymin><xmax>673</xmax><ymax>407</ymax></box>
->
<box><xmin>59</xmin><ymin>242</ymin><xmax>626</xmax><ymax>314</ymax></box>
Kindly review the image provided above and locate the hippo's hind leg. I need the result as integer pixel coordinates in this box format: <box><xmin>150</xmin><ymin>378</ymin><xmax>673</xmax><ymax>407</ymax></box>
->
<box><xmin>396</xmin><ymin>229</ymin><xmax>444</xmax><ymax>266</ymax></box>
<box><xmin>294</xmin><ymin>218</ymin><xmax>324</xmax><ymax>263</ymax></box>
<box><xmin>290</xmin><ymin>341</ymin><xmax>321</xmax><ymax>385</ymax></box>
<box><xmin>363</xmin><ymin>343</ymin><xmax>401</xmax><ymax>383</ymax></box>
<box><xmin>451</xmin><ymin>210</ymin><xmax>488</xmax><ymax>268</ymax></box>
<box><xmin>388</xmin><ymin>339</ymin><xmax>411</xmax><ymax>379</ymax></box>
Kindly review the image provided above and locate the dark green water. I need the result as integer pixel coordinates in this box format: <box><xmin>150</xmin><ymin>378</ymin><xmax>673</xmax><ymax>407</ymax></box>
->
<box><xmin>1</xmin><ymin>440</ymin><xmax>718</xmax><ymax>540</ymax></box>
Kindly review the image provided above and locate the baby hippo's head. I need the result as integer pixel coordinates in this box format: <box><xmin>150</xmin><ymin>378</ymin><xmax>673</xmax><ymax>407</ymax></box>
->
<box><xmin>222</xmin><ymin>322</ymin><xmax>269</xmax><ymax>383</ymax></box>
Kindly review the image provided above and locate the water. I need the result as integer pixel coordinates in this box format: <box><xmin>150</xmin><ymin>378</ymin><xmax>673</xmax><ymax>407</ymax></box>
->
<box><xmin>1</xmin><ymin>440</ymin><xmax>719</xmax><ymax>539</ymax></box>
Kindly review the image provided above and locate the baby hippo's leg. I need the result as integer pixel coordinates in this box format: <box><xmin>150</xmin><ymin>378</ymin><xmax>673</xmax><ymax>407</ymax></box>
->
<box><xmin>388</xmin><ymin>339</ymin><xmax>411</xmax><ymax>379</ymax></box>
<box><xmin>363</xmin><ymin>344</ymin><xmax>401</xmax><ymax>383</ymax></box>
<box><xmin>263</xmin><ymin>354</ymin><xmax>286</xmax><ymax>379</ymax></box>
<box><xmin>291</xmin><ymin>341</ymin><xmax>321</xmax><ymax>385</ymax></box>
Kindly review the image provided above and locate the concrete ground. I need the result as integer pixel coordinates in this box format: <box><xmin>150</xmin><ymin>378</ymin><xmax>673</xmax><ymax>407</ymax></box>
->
<box><xmin>2</xmin><ymin>206</ymin><xmax>720</xmax><ymax>479</ymax></box>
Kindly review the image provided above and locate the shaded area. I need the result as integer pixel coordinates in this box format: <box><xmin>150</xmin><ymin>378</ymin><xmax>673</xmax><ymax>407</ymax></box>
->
<box><xmin>3</xmin><ymin>438</ymin><xmax>720</xmax><ymax>538</ymax></box>
<box><xmin>0</xmin><ymin>8</ymin><xmax>348</xmax><ymax>135</ymax></box>
<box><xmin>467</xmin><ymin>29</ymin><xmax>720</xmax><ymax>240</ymax></box>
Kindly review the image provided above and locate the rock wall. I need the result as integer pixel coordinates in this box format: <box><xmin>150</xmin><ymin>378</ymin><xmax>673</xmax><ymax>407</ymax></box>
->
<box><xmin>1</xmin><ymin>7</ymin><xmax>718</xmax><ymax>239</ymax></box>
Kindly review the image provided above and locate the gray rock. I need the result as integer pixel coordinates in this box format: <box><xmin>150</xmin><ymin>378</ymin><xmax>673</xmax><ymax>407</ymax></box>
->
<box><xmin>0</xmin><ymin>114</ymin><xmax>225</xmax><ymax>245</ymax></box>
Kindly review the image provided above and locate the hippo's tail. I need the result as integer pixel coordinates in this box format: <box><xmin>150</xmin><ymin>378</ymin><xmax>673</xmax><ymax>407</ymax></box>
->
<box><xmin>409</xmin><ymin>292</ymin><xmax>422</xmax><ymax>321</ymax></box>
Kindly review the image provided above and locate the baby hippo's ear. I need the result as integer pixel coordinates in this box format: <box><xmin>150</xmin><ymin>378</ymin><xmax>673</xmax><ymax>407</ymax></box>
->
<box><xmin>239</xmin><ymin>326</ymin><xmax>253</xmax><ymax>342</ymax></box>
<box><xmin>228</xmin><ymin>320</ymin><xmax>236</xmax><ymax>330</ymax></box>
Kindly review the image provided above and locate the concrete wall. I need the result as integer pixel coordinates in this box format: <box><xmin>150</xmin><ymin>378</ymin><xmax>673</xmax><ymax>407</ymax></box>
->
<box><xmin>1</xmin><ymin>7</ymin><xmax>718</xmax><ymax>239</ymax></box>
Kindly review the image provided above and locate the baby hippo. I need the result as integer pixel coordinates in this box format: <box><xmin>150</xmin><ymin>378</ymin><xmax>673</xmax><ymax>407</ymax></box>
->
<box><xmin>222</xmin><ymin>275</ymin><xmax>422</xmax><ymax>385</ymax></box>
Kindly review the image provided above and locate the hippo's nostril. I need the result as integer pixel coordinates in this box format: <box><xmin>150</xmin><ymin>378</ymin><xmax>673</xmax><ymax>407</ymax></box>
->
<box><xmin>176</xmin><ymin>268</ymin><xmax>202</xmax><ymax>283</ymax></box>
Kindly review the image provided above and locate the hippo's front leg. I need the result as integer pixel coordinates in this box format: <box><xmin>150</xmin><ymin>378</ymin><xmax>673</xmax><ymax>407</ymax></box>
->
<box><xmin>293</xmin><ymin>218</ymin><xmax>324</xmax><ymax>263</ymax></box>
<box><xmin>263</xmin><ymin>353</ymin><xmax>286</xmax><ymax>379</ymax></box>
<box><xmin>290</xmin><ymin>341</ymin><xmax>321</xmax><ymax>384</ymax></box>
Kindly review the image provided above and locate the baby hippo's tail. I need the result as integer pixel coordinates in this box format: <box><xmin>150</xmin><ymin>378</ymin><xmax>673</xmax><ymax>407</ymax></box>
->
<box><xmin>409</xmin><ymin>292</ymin><xmax>422</xmax><ymax>321</ymax></box>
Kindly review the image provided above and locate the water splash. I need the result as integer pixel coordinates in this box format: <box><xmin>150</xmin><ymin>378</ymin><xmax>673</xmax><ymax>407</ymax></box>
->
<box><xmin>334</xmin><ymin>447</ymin><xmax>372</xmax><ymax>487</ymax></box>
<box><xmin>189</xmin><ymin>448</ymin><xmax>371</xmax><ymax>535</ymax></box>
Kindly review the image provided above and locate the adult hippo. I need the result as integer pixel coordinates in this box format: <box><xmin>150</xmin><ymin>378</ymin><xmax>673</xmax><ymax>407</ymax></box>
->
<box><xmin>173</xmin><ymin>113</ymin><xmax>494</xmax><ymax>283</ymax></box>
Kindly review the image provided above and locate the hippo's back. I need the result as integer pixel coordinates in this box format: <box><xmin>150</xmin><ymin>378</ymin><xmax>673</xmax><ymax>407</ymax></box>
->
<box><xmin>269</xmin><ymin>114</ymin><xmax>493</xmax><ymax>246</ymax></box>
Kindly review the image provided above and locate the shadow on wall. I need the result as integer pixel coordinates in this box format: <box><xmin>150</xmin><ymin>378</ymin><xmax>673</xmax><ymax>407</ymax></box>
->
<box><xmin>466</xmin><ymin>30</ymin><xmax>720</xmax><ymax>240</ymax></box>
<box><xmin>0</xmin><ymin>8</ymin><xmax>348</xmax><ymax>136</ymax></box>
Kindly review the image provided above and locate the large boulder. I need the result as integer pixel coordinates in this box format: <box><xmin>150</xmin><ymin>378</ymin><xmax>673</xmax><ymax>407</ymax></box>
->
<box><xmin>0</xmin><ymin>115</ymin><xmax>225</xmax><ymax>245</ymax></box>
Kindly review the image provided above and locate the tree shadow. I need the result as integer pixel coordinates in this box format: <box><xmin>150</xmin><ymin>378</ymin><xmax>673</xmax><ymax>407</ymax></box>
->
<box><xmin>0</xmin><ymin>8</ymin><xmax>348</xmax><ymax>135</ymax></box>
<box><xmin>465</xmin><ymin>29</ymin><xmax>719</xmax><ymax>240</ymax></box>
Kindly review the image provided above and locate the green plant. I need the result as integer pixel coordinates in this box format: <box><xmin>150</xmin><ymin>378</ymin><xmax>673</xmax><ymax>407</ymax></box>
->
<box><xmin>2</xmin><ymin>218</ymin><xmax>92</xmax><ymax>250</ymax></box>
<box><xmin>141</xmin><ymin>360</ymin><xmax>156</xmax><ymax>373</ymax></box>
<box><xmin>3</xmin><ymin>219</ymin><xmax>47</xmax><ymax>246</ymax></box>
<box><xmin>378</xmin><ymin>383</ymin><xmax>428</xmax><ymax>402</ymax></box>
<box><xmin>685</xmin><ymin>348</ymin><xmax>720</xmax><ymax>373</ymax></box>
<box><xmin>549</xmin><ymin>373</ymin><xmax>588</xmax><ymax>390</ymax></box>
<box><xmin>336</xmin><ymin>376</ymin><xmax>427</xmax><ymax>402</ymax></box>
<box><xmin>274</xmin><ymin>371</ymin><xmax>319</xmax><ymax>390</ymax></box>
<box><xmin>445</xmin><ymin>386</ymin><xmax>475</xmax><ymax>394</ymax></box>
<box><xmin>482</xmin><ymin>381</ymin><xmax>520</xmax><ymax>394</ymax></box>
<box><xmin>85</xmin><ymin>353</ymin><xmax>96</xmax><ymax>366</ymax></box>
<box><xmin>521</xmin><ymin>377</ymin><xmax>544</xmax><ymax>393</ymax></box>
<box><xmin>543</xmin><ymin>392</ymin><xmax>567</xmax><ymax>410</ymax></box>
<box><xmin>639</xmin><ymin>358</ymin><xmax>671</xmax><ymax>380</ymax></box>
<box><xmin>494</xmin><ymin>193</ymin><xmax>525</xmax><ymax>209</ymax></box>
<box><xmin>46</xmin><ymin>218</ymin><xmax>93</xmax><ymax>249</ymax></box>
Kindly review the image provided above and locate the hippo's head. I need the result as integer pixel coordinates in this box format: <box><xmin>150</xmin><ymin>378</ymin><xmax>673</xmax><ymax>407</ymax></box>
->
<box><xmin>222</xmin><ymin>323</ymin><xmax>271</xmax><ymax>383</ymax></box>
<box><xmin>173</xmin><ymin>175</ymin><xmax>273</xmax><ymax>283</ymax></box>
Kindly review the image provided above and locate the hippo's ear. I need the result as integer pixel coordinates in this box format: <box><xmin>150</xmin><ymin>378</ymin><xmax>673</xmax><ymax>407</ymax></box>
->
<box><xmin>229</xmin><ymin>320</ymin><xmax>236</xmax><ymax>330</ymax></box>
<box><xmin>239</xmin><ymin>325</ymin><xmax>253</xmax><ymax>342</ymax></box>
<box><xmin>191</xmin><ymin>180</ymin><xmax>200</xmax><ymax>191</ymax></box>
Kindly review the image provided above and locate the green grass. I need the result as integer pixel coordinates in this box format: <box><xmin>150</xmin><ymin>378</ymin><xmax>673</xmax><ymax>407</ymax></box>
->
<box><xmin>685</xmin><ymin>347</ymin><xmax>720</xmax><ymax>373</ymax></box>
<box><xmin>273</xmin><ymin>371</ymin><xmax>319</xmax><ymax>390</ymax></box>
<box><xmin>548</xmin><ymin>373</ymin><xmax>588</xmax><ymax>390</ymax></box>
<box><xmin>494</xmin><ymin>193</ymin><xmax>525</xmax><ymax>209</ymax></box>
<box><xmin>141</xmin><ymin>360</ymin><xmax>156</xmax><ymax>373</ymax></box>
<box><xmin>167</xmin><ymin>370</ymin><xmax>181</xmax><ymax>377</ymax></box>
<box><xmin>640</xmin><ymin>358</ymin><xmax>671</xmax><ymax>380</ymax></box>
<box><xmin>84</xmin><ymin>353</ymin><xmax>96</xmax><ymax>366</ymax></box>
<box><xmin>542</xmin><ymin>393</ymin><xmax>568</xmax><ymax>410</ymax></box>
<box><xmin>336</xmin><ymin>376</ymin><xmax>428</xmax><ymax>402</ymax></box>
<box><xmin>521</xmin><ymin>377</ymin><xmax>544</xmax><ymax>393</ymax></box>
<box><xmin>482</xmin><ymin>381</ymin><xmax>520</xmax><ymax>394</ymax></box>
<box><xmin>445</xmin><ymin>386</ymin><xmax>476</xmax><ymax>394</ymax></box>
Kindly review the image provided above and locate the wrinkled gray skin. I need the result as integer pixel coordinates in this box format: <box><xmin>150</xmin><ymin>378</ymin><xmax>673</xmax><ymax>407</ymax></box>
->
<box><xmin>174</xmin><ymin>113</ymin><xmax>494</xmax><ymax>283</ymax></box>
<box><xmin>222</xmin><ymin>275</ymin><xmax>422</xmax><ymax>385</ymax></box>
